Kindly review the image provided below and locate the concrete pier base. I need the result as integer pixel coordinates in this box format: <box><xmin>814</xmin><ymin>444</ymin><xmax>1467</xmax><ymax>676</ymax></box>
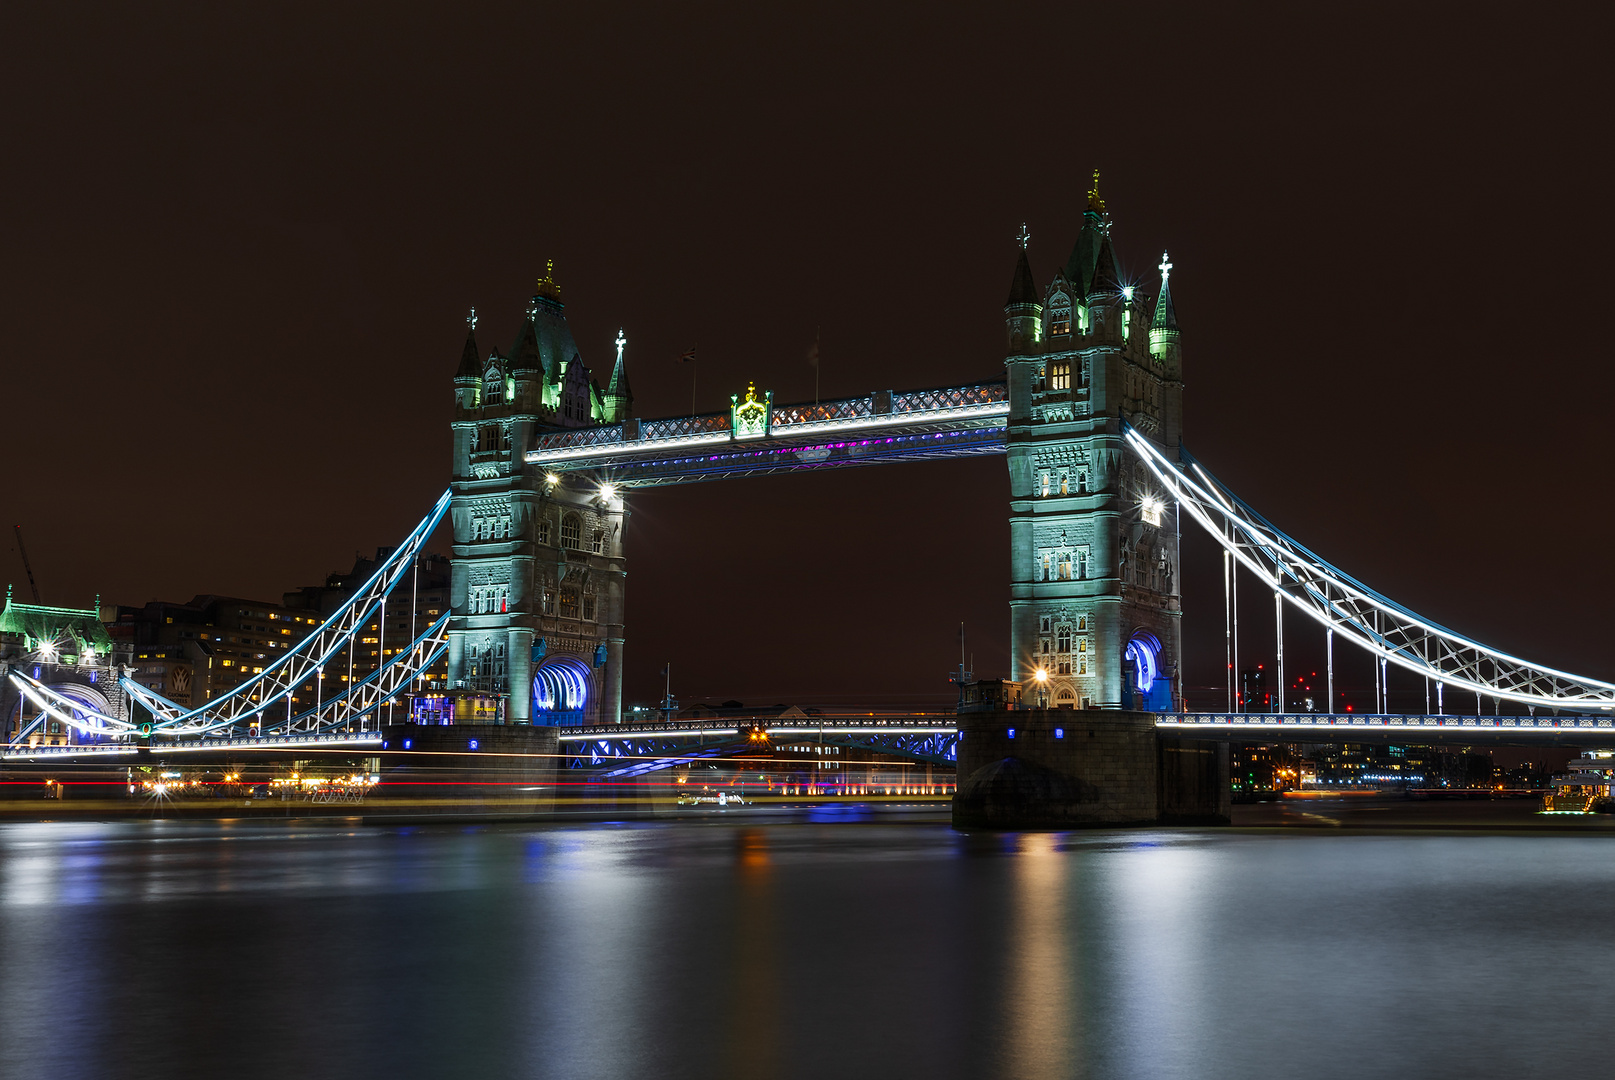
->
<box><xmin>378</xmin><ymin>723</ymin><xmax>558</xmax><ymax>814</ymax></box>
<box><xmin>952</xmin><ymin>709</ymin><xmax>1229</xmax><ymax>829</ymax></box>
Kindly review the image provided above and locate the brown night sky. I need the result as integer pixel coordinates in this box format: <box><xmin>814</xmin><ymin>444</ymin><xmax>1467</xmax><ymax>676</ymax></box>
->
<box><xmin>2</xmin><ymin>2</ymin><xmax>1612</xmax><ymax>710</ymax></box>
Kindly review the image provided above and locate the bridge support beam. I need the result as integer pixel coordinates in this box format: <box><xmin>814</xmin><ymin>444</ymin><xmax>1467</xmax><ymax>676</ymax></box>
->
<box><xmin>952</xmin><ymin>708</ymin><xmax>1228</xmax><ymax>828</ymax></box>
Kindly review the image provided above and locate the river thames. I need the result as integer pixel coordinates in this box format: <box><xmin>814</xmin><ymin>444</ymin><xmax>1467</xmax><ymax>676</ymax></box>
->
<box><xmin>3</xmin><ymin>809</ymin><xmax>1613</xmax><ymax>1079</ymax></box>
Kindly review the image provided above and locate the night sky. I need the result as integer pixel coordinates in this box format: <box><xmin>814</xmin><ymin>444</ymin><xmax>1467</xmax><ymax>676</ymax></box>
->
<box><xmin>3</xmin><ymin>3</ymin><xmax>1611</xmax><ymax>711</ymax></box>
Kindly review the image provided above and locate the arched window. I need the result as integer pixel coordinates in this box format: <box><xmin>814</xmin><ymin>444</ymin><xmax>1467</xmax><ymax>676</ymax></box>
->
<box><xmin>1048</xmin><ymin>360</ymin><xmax>1071</xmax><ymax>391</ymax></box>
<box><xmin>483</xmin><ymin>366</ymin><xmax>504</xmax><ymax>406</ymax></box>
<box><xmin>537</xmin><ymin>518</ymin><xmax>551</xmax><ymax>545</ymax></box>
<box><xmin>1041</xmin><ymin>553</ymin><xmax>1051</xmax><ymax>581</ymax></box>
<box><xmin>560</xmin><ymin>514</ymin><xmax>581</xmax><ymax>550</ymax></box>
<box><xmin>591</xmin><ymin>529</ymin><xmax>604</xmax><ymax>554</ymax></box>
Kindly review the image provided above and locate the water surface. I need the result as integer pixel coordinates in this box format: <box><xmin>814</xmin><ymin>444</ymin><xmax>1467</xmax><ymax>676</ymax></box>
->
<box><xmin>2</xmin><ymin>811</ymin><xmax>1611</xmax><ymax>1079</ymax></box>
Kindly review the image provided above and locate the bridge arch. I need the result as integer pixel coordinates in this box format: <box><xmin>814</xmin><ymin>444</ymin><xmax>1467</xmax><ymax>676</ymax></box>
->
<box><xmin>533</xmin><ymin>655</ymin><xmax>593</xmax><ymax>726</ymax></box>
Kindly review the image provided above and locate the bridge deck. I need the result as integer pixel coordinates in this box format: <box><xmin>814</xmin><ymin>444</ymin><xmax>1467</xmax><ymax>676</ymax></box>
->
<box><xmin>527</xmin><ymin>383</ymin><xmax>1008</xmax><ymax>487</ymax></box>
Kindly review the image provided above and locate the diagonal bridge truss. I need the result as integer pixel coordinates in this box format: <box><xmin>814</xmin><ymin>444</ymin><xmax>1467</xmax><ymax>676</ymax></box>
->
<box><xmin>1125</xmin><ymin>425</ymin><xmax>1615</xmax><ymax>713</ymax></box>
<box><xmin>8</xmin><ymin>490</ymin><xmax>454</xmax><ymax>745</ymax></box>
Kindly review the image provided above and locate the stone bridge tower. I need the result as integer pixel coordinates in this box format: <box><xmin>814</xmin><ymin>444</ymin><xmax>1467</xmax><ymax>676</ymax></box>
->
<box><xmin>446</xmin><ymin>264</ymin><xmax>629</xmax><ymax>726</ymax></box>
<box><xmin>1003</xmin><ymin>176</ymin><xmax>1184</xmax><ymax>711</ymax></box>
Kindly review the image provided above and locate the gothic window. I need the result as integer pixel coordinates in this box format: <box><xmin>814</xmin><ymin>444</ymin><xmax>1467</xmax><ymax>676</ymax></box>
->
<box><xmin>1058</xmin><ymin>660</ymin><xmax>1071</xmax><ymax>676</ymax></box>
<box><xmin>1077</xmin><ymin>551</ymin><xmax>1088</xmax><ymax>579</ymax></box>
<box><xmin>591</xmin><ymin>529</ymin><xmax>604</xmax><ymax>555</ymax></box>
<box><xmin>582</xmin><ymin>593</ymin><xmax>597</xmax><ymax>621</ymax></box>
<box><xmin>1079</xmin><ymin>660</ymin><xmax>1088</xmax><ymax>676</ymax></box>
<box><xmin>1079</xmin><ymin>638</ymin><xmax>1087</xmax><ymax>653</ymax></box>
<box><xmin>1049</xmin><ymin>360</ymin><xmax>1071</xmax><ymax>391</ymax></box>
<box><xmin>1056</xmin><ymin>688</ymin><xmax>1075</xmax><ymax>706</ymax></box>
<box><xmin>559</xmin><ymin>589</ymin><xmax>579</xmax><ymax>620</ymax></box>
<box><xmin>477</xmin><ymin>424</ymin><xmax>500</xmax><ymax>452</ymax></box>
<box><xmin>1048</xmin><ymin>291</ymin><xmax>1072</xmax><ymax>336</ymax></box>
<box><xmin>1034</xmin><ymin>365</ymin><xmax>1046</xmax><ymax>393</ymax></box>
<box><xmin>1039</xmin><ymin>616</ymin><xmax>1052</xmax><ymax>634</ymax></box>
<box><xmin>1041</xmin><ymin>638</ymin><xmax>1051</xmax><ymax>655</ymax></box>
<box><xmin>483</xmin><ymin>368</ymin><xmax>504</xmax><ymax>406</ymax></box>
<box><xmin>1039</xmin><ymin>472</ymin><xmax>1049</xmax><ymax>497</ymax></box>
<box><xmin>1077</xmin><ymin>616</ymin><xmax>1087</xmax><ymax>631</ymax></box>
<box><xmin>1077</xmin><ymin>470</ymin><xmax>1088</xmax><ymax>493</ymax></box>
<box><xmin>1056</xmin><ymin>627</ymin><xmax>1072</xmax><ymax>653</ymax></box>
<box><xmin>561</xmin><ymin>514</ymin><xmax>582</xmax><ymax>550</ymax></box>
<box><xmin>1058</xmin><ymin>552</ymin><xmax>1073</xmax><ymax>580</ymax></box>
<box><xmin>542</xmin><ymin>589</ymin><xmax>555</xmax><ymax>616</ymax></box>
<box><xmin>468</xmin><ymin>643</ymin><xmax>480</xmax><ymax>677</ymax></box>
<box><xmin>537</xmin><ymin>518</ymin><xmax>551</xmax><ymax>545</ymax></box>
<box><xmin>1059</xmin><ymin>472</ymin><xmax>1069</xmax><ymax>495</ymax></box>
<box><xmin>1041</xmin><ymin>553</ymin><xmax>1051</xmax><ymax>581</ymax></box>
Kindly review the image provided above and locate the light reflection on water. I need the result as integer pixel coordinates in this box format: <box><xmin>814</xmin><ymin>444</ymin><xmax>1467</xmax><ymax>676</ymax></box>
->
<box><xmin>2</xmin><ymin>816</ymin><xmax>1614</xmax><ymax>1079</ymax></box>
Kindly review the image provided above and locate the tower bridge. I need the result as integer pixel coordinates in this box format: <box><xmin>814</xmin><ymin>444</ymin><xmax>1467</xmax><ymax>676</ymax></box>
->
<box><xmin>7</xmin><ymin>177</ymin><xmax>1614</xmax><ymax>826</ymax></box>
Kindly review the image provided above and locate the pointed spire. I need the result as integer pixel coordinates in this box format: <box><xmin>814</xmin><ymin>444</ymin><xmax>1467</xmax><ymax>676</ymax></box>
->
<box><xmin>1151</xmin><ymin>251</ymin><xmax>1178</xmax><ymax>332</ymax></box>
<box><xmin>1086</xmin><ymin>169</ymin><xmax>1105</xmax><ymax>213</ymax></box>
<box><xmin>455</xmin><ymin>309</ymin><xmax>481</xmax><ymax>379</ymax></box>
<box><xmin>607</xmin><ymin>329</ymin><xmax>633</xmax><ymax>405</ymax></box>
<box><xmin>1088</xmin><ymin>234</ymin><xmax>1121</xmax><ymax>299</ymax></box>
<box><xmin>1006</xmin><ymin>224</ymin><xmax>1039</xmax><ymax>307</ymax></box>
<box><xmin>509</xmin><ymin>312</ymin><xmax>542</xmax><ymax>372</ymax></box>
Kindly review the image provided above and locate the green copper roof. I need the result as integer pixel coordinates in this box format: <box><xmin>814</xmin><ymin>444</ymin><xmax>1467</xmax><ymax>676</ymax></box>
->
<box><xmin>0</xmin><ymin>596</ymin><xmax>113</xmax><ymax>651</ymax></box>
<box><xmin>1152</xmin><ymin>274</ymin><xmax>1178</xmax><ymax>332</ymax></box>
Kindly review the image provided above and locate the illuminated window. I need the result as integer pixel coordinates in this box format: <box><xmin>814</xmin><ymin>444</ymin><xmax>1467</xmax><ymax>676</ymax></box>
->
<box><xmin>542</xmin><ymin>590</ymin><xmax>555</xmax><ymax>616</ymax></box>
<box><xmin>1039</xmin><ymin>472</ymin><xmax>1049</xmax><ymax>497</ymax></box>
<box><xmin>559</xmin><ymin>589</ymin><xmax>579</xmax><ymax>620</ymax></box>
<box><xmin>1041</xmin><ymin>553</ymin><xmax>1050</xmax><ymax>581</ymax></box>
<box><xmin>1049</xmin><ymin>360</ymin><xmax>1071</xmax><ymax>391</ymax></box>
<box><xmin>1058</xmin><ymin>552</ymin><xmax>1072</xmax><ymax>580</ymax></box>
<box><xmin>1077</xmin><ymin>616</ymin><xmax>1087</xmax><ymax>631</ymax></box>
<box><xmin>591</xmin><ymin>529</ymin><xmax>604</xmax><ymax>554</ymax></box>
<box><xmin>1033</xmin><ymin>365</ymin><xmax>1046</xmax><ymax>393</ymax></box>
<box><xmin>484</xmin><ymin>366</ymin><xmax>503</xmax><ymax>405</ymax></box>
<box><xmin>561</xmin><ymin>514</ymin><xmax>581</xmax><ymax>550</ymax></box>
<box><xmin>1059</xmin><ymin>472</ymin><xmax>1069</xmax><ymax>495</ymax></box>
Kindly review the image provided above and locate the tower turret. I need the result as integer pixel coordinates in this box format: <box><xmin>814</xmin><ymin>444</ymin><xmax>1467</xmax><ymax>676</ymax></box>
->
<box><xmin>603</xmin><ymin>329</ymin><xmax>634</xmax><ymax>421</ymax></box>
<box><xmin>1149</xmin><ymin>251</ymin><xmax>1182</xmax><ymax>374</ymax></box>
<box><xmin>1005</xmin><ymin>224</ymin><xmax>1043</xmax><ymax>353</ymax></box>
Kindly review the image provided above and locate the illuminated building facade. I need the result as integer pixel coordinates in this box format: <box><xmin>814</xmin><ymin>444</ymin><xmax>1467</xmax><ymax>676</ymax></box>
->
<box><xmin>447</xmin><ymin>265</ymin><xmax>630</xmax><ymax>725</ymax></box>
<box><xmin>1003</xmin><ymin>175</ymin><xmax>1183</xmax><ymax>710</ymax></box>
<box><xmin>1</xmin><ymin>589</ymin><xmax>132</xmax><ymax>747</ymax></box>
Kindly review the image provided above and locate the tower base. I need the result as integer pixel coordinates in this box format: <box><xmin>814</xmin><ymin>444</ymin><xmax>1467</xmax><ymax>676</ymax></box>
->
<box><xmin>952</xmin><ymin>709</ymin><xmax>1229</xmax><ymax>829</ymax></box>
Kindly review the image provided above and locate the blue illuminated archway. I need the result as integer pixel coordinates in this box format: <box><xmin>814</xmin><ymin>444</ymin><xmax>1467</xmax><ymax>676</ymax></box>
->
<box><xmin>533</xmin><ymin>656</ymin><xmax>593</xmax><ymax>726</ymax></box>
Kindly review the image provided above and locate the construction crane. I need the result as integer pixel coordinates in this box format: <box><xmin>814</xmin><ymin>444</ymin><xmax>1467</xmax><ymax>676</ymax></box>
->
<box><xmin>13</xmin><ymin>525</ymin><xmax>40</xmax><ymax>603</ymax></box>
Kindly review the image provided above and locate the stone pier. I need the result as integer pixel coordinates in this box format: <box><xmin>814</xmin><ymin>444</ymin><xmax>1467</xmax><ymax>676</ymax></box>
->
<box><xmin>952</xmin><ymin>708</ymin><xmax>1229</xmax><ymax>829</ymax></box>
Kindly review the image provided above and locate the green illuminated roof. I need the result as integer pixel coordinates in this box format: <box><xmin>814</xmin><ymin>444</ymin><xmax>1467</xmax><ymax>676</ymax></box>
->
<box><xmin>0</xmin><ymin>596</ymin><xmax>113</xmax><ymax>650</ymax></box>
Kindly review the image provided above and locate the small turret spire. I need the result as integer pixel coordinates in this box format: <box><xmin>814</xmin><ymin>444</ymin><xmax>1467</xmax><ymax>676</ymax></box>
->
<box><xmin>1086</xmin><ymin>169</ymin><xmax>1105</xmax><ymax>213</ymax></box>
<box><xmin>535</xmin><ymin>260</ymin><xmax>562</xmax><ymax>301</ymax></box>
<box><xmin>1151</xmin><ymin>251</ymin><xmax>1178</xmax><ymax>333</ymax></box>
<box><xmin>1006</xmin><ymin>226</ymin><xmax>1039</xmax><ymax>308</ymax></box>
<box><xmin>455</xmin><ymin>312</ymin><xmax>481</xmax><ymax>379</ymax></box>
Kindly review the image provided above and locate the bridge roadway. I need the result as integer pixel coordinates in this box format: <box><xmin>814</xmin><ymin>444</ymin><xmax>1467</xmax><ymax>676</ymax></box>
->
<box><xmin>7</xmin><ymin>712</ymin><xmax>1613</xmax><ymax>767</ymax></box>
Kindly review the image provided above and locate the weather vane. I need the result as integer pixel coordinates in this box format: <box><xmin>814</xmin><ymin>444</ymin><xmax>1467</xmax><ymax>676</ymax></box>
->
<box><xmin>467</xmin><ymin>306</ymin><xmax>478</xmax><ymax>332</ymax></box>
<box><xmin>1158</xmin><ymin>251</ymin><xmax>1172</xmax><ymax>282</ymax></box>
<box><xmin>1017</xmin><ymin>223</ymin><xmax>1030</xmax><ymax>250</ymax></box>
<box><xmin>615</xmin><ymin>329</ymin><xmax>627</xmax><ymax>362</ymax></box>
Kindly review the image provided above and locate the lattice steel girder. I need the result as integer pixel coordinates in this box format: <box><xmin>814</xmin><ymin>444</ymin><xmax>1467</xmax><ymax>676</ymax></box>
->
<box><xmin>123</xmin><ymin>490</ymin><xmax>453</xmax><ymax>735</ymax></box>
<box><xmin>7</xmin><ymin>670</ymin><xmax>137</xmax><ymax>736</ymax></box>
<box><xmin>534</xmin><ymin>425</ymin><xmax>1009</xmax><ymax>489</ymax></box>
<box><xmin>1125</xmin><ymin>427</ymin><xmax>1615</xmax><ymax>710</ymax></box>
<box><xmin>243</xmin><ymin>613</ymin><xmax>451</xmax><ymax>739</ymax></box>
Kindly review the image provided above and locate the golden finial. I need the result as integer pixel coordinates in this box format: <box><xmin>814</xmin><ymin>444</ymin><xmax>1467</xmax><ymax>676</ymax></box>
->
<box><xmin>535</xmin><ymin>259</ymin><xmax>562</xmax><ymax>300</ymax></box>
<box><xmin>1086</xmin><ymin>169</ymin><xmax>1105</xmax><ymax>213</ymax></box>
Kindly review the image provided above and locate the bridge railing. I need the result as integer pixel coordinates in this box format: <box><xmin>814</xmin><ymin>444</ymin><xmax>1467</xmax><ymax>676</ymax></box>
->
<box><xmin>1158</xmin><ymin>713</ymin><xmax>1615</xmax><ymax>731</ymax></box>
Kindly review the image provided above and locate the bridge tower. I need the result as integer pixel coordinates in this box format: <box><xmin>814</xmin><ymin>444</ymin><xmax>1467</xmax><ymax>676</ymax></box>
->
<box><xmin>1003</xmin><ymin>177</ymin><xmax>1184</xmax><ymax>711</ymax></box>
<box><xmin>447</xmin><ymin>265</ymin><xmax>628</xmax><ymax>726</ymax></box>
